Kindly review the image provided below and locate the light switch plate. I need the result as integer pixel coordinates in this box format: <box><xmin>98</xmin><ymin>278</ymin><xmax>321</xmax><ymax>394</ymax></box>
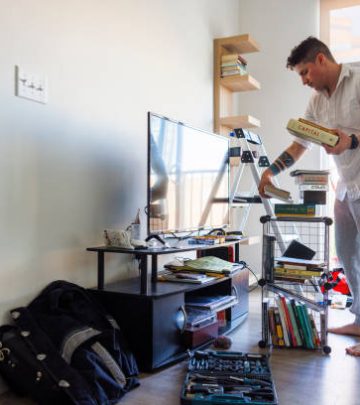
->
<box><xmin>15</xmin><ymin>65</ymin><xmax>48</xmax><ymax>104</ymax></box>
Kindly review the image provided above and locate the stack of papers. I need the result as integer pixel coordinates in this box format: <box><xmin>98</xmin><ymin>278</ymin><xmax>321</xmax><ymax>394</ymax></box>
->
<box><xmin>158</xmin><ymin>271</ymin><xmax>216</xmax><ymax>284</ymax></box>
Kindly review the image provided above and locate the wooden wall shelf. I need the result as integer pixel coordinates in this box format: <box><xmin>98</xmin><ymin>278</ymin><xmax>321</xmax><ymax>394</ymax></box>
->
<box><xmin>220</xmin><ymin>115</ymin><xmax>261</xmax><ymax>131</ymax></box>
<box><xmin>220</xmin><ymin>74</ymin><xmax>260</xmax><ymax>92</ymax></box>
<box><xmin>214</xmin><ymin>34</ymin><xmax>260</xmax><ymax>135</ymax></box>
<box><xmin>216</xmin><ymin>34</ymin><xmax>260</xmax><ymax>55</ymax></box>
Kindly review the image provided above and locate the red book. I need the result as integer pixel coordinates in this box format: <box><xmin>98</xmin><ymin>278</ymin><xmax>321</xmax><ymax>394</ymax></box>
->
<box><xmin>280</xmin><ymin>296</ymin><xmax>298</xmax><ymax>347</ymax></box>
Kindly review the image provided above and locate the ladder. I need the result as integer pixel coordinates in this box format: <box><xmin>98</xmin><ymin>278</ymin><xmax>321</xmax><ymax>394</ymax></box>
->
<box><xmin>228</xmin><ymin>128</ymin><xmax>296</xmax><ymax>254</ymax></box>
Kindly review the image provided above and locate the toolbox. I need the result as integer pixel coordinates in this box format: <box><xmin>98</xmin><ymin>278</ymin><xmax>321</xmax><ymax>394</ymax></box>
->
<box><xmin>181</xmin><ymin>350</ymin><xmax>278</xmax><ymax>405</ymax></box>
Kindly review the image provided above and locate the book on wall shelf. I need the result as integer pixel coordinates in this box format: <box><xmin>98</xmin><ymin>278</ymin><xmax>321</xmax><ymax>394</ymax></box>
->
<box><xmin>221</xmin><ymin>53</ymin><xmax>247</xmax><ymax>77</ymax></box>
<box><xmin>286</xmin><ymin>118</ymin><xmax>339</xmax><ymax>147</ymax></box>
<box><xmin>221</xmin><ymin>53</ymin><xmax>247</xmax><ymax>65</ymax></box>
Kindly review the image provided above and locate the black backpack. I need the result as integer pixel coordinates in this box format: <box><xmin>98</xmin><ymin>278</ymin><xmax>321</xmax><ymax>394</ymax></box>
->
<box><xmin>0</xmin><ymin>280</ymin><xmax>139</xmax><ymax>404</ymax></box>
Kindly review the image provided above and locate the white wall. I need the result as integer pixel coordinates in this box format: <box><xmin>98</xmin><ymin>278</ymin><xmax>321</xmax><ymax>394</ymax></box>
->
<box><xmin>0</xmin><ymin>0</ymin><xmax>240</xmax><ymax>324</ymax></box>
<box><xmin>0</xmin><ymin>0</ymin><xmax>322</xmax><ymax>326</ymax></box>
<box><xmin>0</xmin><ymin>0</ymin><xmax>323</xmax><ymax>395</ymax></box>
<box><xmin>234</xmin><ymin>0</ymin><xmax>320</xmax><ymax>276</ymax></box>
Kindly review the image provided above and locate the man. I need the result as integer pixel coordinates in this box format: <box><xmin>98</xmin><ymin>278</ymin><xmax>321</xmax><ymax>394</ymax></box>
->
<box><xmin>258</xmin><ymin>36</ymin><xmax>360</xmax><ymax>356</ymax></box>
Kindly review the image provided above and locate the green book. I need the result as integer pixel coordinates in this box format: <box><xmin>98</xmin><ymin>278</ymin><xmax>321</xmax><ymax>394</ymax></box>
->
<box><xmin>290</xmin><ymin>299</ymin><xmax>305</xmax><ymax>345</ymax></box>
<box><xmin>298</xmin><ymin>303</ymin><xmax>315</xmax><ymax>349</ymax></box>
<box><xmin>295</xmin><ymin>303</ymin><xmax>313</xmax><ymax>349</ymax></box>
<box><xmin>275</xmin><ymin>203</ymin><xmax>316</xmax><ymax>216</ymax></box>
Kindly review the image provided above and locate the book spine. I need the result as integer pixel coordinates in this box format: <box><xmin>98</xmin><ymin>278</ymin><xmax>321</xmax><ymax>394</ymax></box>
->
<box><xmin>221</xmin><ymin>53</ymin><xmax>247</xmax><ymax>65</ymax></box>
<box><xmin>280</xmin><ymin>296</ymin><xmax>297</xmax><ymax>347</ymax></box>
<box><xmin>295</xmin><ymin>303</ymin><xmax>312</xmax><ymax>349</ymax></box>
<box><xmin>309</xmin><ymin>313</ymin><xmax>321</xmax><ymax>348</ymax></box>
<box><xmin>295</xmin><ymin>175</ymin><xmax>328</xmax><ymax>184</ymax></box>
<box><xmin>287</xmin><ymin>300</ymin><xmax>302</xmax><ymax>346</ymax></box>
<box><xmin>275</xmin><ymin>275</ymin><xmax>308</xmax><ymax>284</ymax></box>
<box><xmin>274</xmin><ymin>204</ymin><xmax>316</xmax><ymax>215</ymax></box>
<box><xmin>299</xmin><ymin>184</ymin><xmax>329</xmax><ymax>191</ymax></box>
<box><xmin>275</xmin><ymin>296</ymin><xmax>291</xmax><ymax>347</ymax></box>
<box><xmin>276</xmin><ymin>263</ymin><xmax>307</xmax><ymax>270</ymax></box>
<box><xmin>268</xmin><ymin>307</ymin><xmax>278</xmax><ymax>346</ymax></box>
<box><xmin>273</xmin><ymin>307</ymin><xmax>285</xmax><ymax>346</ymax></box>
<box><xmin>299</xmin><ymin>304</ymin><xmax>315</xmax><ymax>349</ymax></box>
<box><xmin>274</xmin><ymin>267</ymin><xmax>323</xmax><ymax>277</ymax></box>
<box><xmin>290</xmin><ymin>299</ymin><xmax>305</xmax><ymax>346</ymax></box>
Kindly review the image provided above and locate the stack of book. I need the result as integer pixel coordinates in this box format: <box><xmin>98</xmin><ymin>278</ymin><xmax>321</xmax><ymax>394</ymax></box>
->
<box><xmin>158</xmin><ymin>256</ymin><xmax>241</xmax><ymax>284</ymax></box>
<box><xmin>264</xmin><ymin>296</ymin><xmax>322</xmax><ymax>349</ymax></box>
<box><xmin>273</xmin><ymin>256</ymin><xmax>325</xmax><ymax>283</ymax></box>
<box><xmin>221</xmin><ymin>53</ymin><xmax>247</xmax><ymax>77</ymax></box>
<box><xmin>290</xmin><ymin>169</ymin><xmax>329</xmax><ymax>205</ymax></box>
<box><xmin>187</xmin><ymin>235</ymin><xmax>225</xmax><ymax>245</ymax></box>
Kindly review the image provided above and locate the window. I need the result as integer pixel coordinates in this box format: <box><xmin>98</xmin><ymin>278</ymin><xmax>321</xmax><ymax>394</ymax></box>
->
<box><xmin>321</xmin><ymin>0</ymin><xmax>360</xmax><ymax>64</ymax></box>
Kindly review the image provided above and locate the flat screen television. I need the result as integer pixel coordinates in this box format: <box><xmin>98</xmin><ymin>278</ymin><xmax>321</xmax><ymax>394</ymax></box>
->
<box><xmin>147</xmin><ymin>112</ymin><xmax>230</xmax><ymax>236</ymax></box>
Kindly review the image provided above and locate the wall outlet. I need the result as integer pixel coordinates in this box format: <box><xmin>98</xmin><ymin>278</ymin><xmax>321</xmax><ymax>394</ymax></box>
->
<box><xmin>15</xmin><ymin>65</ymin><xmax>48</xmax><ymax>104</ymax></box>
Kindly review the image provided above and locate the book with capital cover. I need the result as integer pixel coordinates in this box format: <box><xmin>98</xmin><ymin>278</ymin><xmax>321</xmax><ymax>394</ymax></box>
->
<box><xmin>287</xmin><ymin>118</ymin><xmax>339</xmax><ymax>147</ymax></box>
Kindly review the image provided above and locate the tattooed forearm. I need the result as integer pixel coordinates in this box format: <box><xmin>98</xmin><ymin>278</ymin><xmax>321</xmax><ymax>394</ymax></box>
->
<box><xmin>269</xmin><ymin>151</ymin><xmax>295</xmax><ymax>175</ymax></box>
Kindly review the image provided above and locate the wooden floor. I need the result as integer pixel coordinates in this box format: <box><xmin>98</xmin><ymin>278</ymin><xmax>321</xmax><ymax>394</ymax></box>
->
<box><xmin>1</xmin><ymin>288</ymin><xmax>360</xmax><ymax>405</ymax></box>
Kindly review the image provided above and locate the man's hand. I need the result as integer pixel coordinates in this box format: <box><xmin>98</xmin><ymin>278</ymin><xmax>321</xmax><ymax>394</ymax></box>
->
<box><xmin>322</xmin><ymin>128</ymin><xmax>352</xmax><ymax>155</ymax></box>
<box><xmin>258</xmin><ymin>169</ymin><xmax>275</xmax><ymax>198</ymax></box>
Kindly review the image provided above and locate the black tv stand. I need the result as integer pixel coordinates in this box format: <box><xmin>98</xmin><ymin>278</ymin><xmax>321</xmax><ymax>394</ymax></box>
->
<box><xmin>87</xmin><ymin>240</ymin><xmax>249</xmax><ymax>371</ymax></box>
<box><xmin>87</xmin><ymin>240</ymin><xmax>243</xmax><ymax>294</ymax></box>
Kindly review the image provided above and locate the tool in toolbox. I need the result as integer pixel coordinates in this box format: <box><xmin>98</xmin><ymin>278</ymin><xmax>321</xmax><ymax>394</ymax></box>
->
<box><xmin>181</xmin><ymin>350</ymin><xmax>278</xmax><ymax>405</ymax></box>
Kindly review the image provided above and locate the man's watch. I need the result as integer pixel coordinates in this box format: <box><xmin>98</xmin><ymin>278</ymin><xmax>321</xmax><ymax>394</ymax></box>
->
<box><xmin>350</xmin><ymin>134</ymin><xmax>359</xmax><ymax>150</ymax></box>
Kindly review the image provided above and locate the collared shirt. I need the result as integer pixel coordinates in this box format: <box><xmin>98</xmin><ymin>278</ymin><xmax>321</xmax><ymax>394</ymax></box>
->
<box><xmin>296</xmin><ymin>64</ymin><xmax>360</xmax><ymax>201</ymax></box>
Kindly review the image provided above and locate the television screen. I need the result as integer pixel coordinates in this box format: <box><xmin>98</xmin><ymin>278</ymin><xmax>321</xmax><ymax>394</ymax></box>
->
<box><xmin>147</xmin><ymin>112</ymin><xmax>230</xmax><ymax>235</ymax></box>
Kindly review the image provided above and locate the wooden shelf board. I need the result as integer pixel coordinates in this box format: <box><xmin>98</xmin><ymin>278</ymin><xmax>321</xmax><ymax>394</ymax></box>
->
<box><xmin>215</xmin><ymin>34</ymin><xmax>260</xmax><ymax>54</ymax></box>
<box><xmin>220</xmin><ymin>74</ymin><xmax>260</xmax><ymax>92</ymax></box>
<box><xmin>220</xmin><ymin>115</ymin><xmax>261</xmax><ymax>129</ymax></box>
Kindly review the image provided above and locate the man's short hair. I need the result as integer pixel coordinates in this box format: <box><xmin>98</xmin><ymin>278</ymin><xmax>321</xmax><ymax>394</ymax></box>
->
<box><xmin>287</xmin><ymin>36</ymin><xmax>336</xmax><ymax>68</ymax></box>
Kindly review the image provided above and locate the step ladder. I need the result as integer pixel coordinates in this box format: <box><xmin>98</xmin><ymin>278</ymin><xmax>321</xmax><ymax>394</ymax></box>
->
<box><xmin>227</xmin><ymin>128</ymin><xmax>297</xmax><ymax>254</ymax></box>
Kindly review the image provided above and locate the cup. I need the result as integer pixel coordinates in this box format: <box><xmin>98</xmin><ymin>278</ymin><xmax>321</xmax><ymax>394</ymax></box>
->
<box><xmin>130</xmin><ymin>223</ymin><xmax>140</xmax><ymax>240</ymax></box>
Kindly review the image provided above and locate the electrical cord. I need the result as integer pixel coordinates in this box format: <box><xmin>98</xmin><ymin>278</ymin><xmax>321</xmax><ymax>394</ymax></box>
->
<box><xmin>238</xmin><ymin>260</ymin><xmax>259</xmax><ymax>292</ymax></box>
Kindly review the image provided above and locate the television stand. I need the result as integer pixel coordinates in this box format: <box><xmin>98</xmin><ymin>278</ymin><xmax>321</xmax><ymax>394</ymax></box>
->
<box><xmin>87</xmin><ymin>240</ymin><xmax>242</xmax><ymax>294</ymax></box>
<box><xmin>86</xmin><ymin>240</ymin><xmax>251</xmax><ymax>371</ymax></box>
